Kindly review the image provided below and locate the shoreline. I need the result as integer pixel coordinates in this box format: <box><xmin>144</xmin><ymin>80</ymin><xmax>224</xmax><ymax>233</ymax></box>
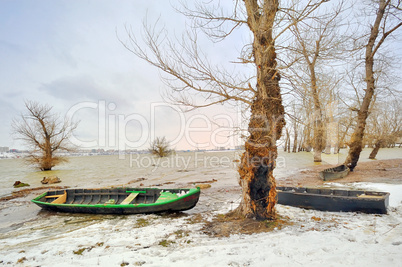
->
<box><xmin>278</xmin><ymin>158</ymin><xmax>402</xmax><ymax>187</ymax></box>
<box><xmin>2</xmin><ymin>158</ymin><xmax>401</xmax><ymax>203</ymax></box>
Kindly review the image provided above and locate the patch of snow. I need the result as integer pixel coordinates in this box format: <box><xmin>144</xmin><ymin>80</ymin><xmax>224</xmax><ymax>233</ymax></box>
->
<box><xmin>1</xmin><ymin>184</ymin><xmax>402</xmax><ymax>266</ymax></box>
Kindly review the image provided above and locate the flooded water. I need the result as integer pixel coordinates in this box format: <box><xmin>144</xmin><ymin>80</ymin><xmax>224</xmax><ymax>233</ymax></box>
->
<box><xmin>1</xmin><ymin>148</ymin><xmax>401</xmax><ymax>198</ymax></box>
<box><xmin>1</xmin><ymin>151</ymin><xmax>238</xmax><ymax>198</ymax></box>
<box><xmin>0</xmin><ymin>148</ymin><xmax>400</xmax><ymax>237</ymax></box>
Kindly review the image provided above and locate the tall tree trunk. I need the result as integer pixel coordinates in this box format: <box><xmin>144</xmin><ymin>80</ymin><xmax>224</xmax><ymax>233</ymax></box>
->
<box><xmin>284</xmin><ymin>128</ymin><xmax>289</xmax><ymax>152</ymax></box>
<box><xmin>236</xmin><ymin>0</ymin><xmax>285</xmax><ymax>220</ymax></box>
<box><xmin>369</xmin><ymin>140</ymin><xmax>383</xmax><ymax>159</ymax></box>
<box><xmin>298</xmin><ymin>135</ymin><xmax>304</xmax><ymax>152</ymax></box>
<box><xmin>42</xmin><ymin>136</ymin><xmax>53</xmax><ymax>171</ymax></box>
<box><xmin>292</xmin><ymin>123</ymin><xmax>298</xmax><ymax>153</ymax></box>
<box><xmin>345</xmin><ymin>0</ymin><xmax>389</xmax><ymax>171</ymax></box>
<box><xmin>304</xmin><ymin>126</ymin><xmax>312</xmax><ymax>152</ymax></box>
<box><xmin>324</xmin><ymin>121</ymin><xmax>331</xmax><ymax>154</ymax></box>
<box><xmin>311</xmin><ymin>74</ymin><xmax>324</xmax><ymax>162</ymax></box>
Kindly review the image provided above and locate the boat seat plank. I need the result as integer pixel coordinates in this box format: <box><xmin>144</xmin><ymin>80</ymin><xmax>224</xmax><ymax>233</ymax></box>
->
<box><xmin>358</xmin><ymin>194</ymin><xmax>383</xmax><ymax>198</ymax></box>
<box><xmin>45</xmin><ymin>194</ymin><xmax>65</xmax><ymax>198</ymax></box>
<box><xmin>74</xmin><ymin>192</ymin><xmax>128</xmax><ymax>196</ymax></box>
<box><xmin>155</xmin><ymin>192</ymin><xmax>178</xmax><ymax>203</ymax></box>
<box><xmin>51</xmin><ymin>191</ymin><xmax>67</xmax><ymax>204</ymax></box>
<box><xmin>121</xmin><ymin>193</ymin><xmax>139</xmax><ymax>205</ymax></box>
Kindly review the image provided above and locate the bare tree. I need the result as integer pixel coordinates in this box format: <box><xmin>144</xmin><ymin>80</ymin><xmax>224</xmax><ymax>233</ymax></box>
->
<box><xmin>123</xmin><ymin>0</ymin><xmax>328</xmax><ymax>220</ymax></box>
<box><xmin>366</xmin><ymin>99</ymin><xmax>401</xmax><ymax>159</ymax></box>
<box><xmin>345</xmin><ymin>0</ymin><xmax>402</xmax><ymax>171</ymax></box>
<box><xmin>12</xmin><ymin>101</ymin><xmax>78</xmax><ymax>171</ymax></box>
<box><xmin>284</xmin><ymin>1</ymin><xmax>347</xmax><ymax>161</ymax></box>
<box><xmin>149</xmin><ymin>136</ymin><xmax>173</xmax><ymax>157</ymax></box>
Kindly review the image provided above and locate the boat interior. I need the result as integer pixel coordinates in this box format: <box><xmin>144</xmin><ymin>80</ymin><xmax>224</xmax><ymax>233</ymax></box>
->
<box><xmin>323</xmin><ymin>164</ymin><xmax>349</xmax><ymax>173</ymax></box>
<box><xmin>39</xmin><ymin>188</ymin><xmax>190</xmax><ymax>205</ymax></box>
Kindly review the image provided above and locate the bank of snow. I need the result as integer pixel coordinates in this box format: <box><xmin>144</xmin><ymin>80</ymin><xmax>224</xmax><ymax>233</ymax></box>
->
<box><xmin>1</xmin><ymin>183</ymin><xmax>402</xmax><ymax>266</ymax></box>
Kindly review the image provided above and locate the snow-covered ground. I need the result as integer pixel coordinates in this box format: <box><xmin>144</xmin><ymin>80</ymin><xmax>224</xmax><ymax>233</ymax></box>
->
<box><xmin>1</xmin><ymin>150</ymin><xmax>401</xmax><ymax>266</ymax></box>
<box><xmin>1</xmin><ymin>182</ymin><xmax>401</xmax><ymax>266</ymax></box>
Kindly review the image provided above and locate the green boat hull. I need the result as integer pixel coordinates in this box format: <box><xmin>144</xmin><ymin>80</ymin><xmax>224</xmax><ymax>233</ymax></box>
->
<box><xmin>32</xmin><ymin>187</ymin><xmax>201</xmax><ymax>214</ymax></box>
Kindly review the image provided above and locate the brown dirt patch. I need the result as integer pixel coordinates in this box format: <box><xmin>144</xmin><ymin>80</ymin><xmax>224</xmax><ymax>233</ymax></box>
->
<box><xmin>196</xmin><ymin>184</ymin><xmax>212</xmax><ymax>189</ymax></box>
<box><xmin>188</xmin><ymin>179</ymin><xmax>218</xmax><ymax>184</ymax></box>
<box><xmin>201</xmin><ymin>213</ymin><xmax>292</xmax><ymax>237</ymax></box>
<box><xmin>278</xmin><ymin>158</ymin><xmax>402</xmax><ymax>187</ymax></box>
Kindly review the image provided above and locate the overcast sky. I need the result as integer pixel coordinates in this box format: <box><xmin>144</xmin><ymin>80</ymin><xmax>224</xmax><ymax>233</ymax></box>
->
<box><xmin>2</xmin><ymin>1</ymin><xmax>400</xmax><ymax>152</ymax></box>
<box><xmin>0</xmin><ymin>0</ymin><xmax>246</xmax><ymax>151</ymax></box>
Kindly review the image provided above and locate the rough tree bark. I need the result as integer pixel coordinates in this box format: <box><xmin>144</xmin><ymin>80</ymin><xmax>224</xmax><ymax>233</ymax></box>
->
<box><xmin>235</xmin><ymin>0</ymin><xmax>285</xmax><ymax>220</ymax></box>
<box><xmin>345</xmin><ymin>0</ymin><xmax>401</xmax><ymax>171</ymax></box>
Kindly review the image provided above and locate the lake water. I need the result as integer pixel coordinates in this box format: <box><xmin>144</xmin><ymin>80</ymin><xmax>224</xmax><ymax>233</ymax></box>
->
<box><xmin>1</xmin><ymin>148</ymin><xmax>401</xmax><ymax>199</ymax></box>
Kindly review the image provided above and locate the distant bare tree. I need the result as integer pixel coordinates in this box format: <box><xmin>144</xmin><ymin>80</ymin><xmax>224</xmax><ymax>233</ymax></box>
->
<box><xmin>149</xmin><ymin>136</ymin><xmax>172</xmax><ymax>157</ymax></box>
<box><xmin>345</xmin><ymin>0</ymin><xmax>402</xmax><ymax>171</ymax></box>
<box><xmin>366</xmin><ymin>99</ymin><xmax>401</xmax><ymax>159</ymax></box>
<box><xmin>285</xmin><ymin>1</ymin><xmax>347</xmax><ymax>161</ymax></box>
<box><xmin>12</xmin><ymin>101</ymin><xmax>78</xmax><ymax>171</ymax></box>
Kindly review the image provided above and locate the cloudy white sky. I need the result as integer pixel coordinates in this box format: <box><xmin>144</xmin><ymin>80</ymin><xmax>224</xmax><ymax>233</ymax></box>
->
<box><xmin>2</xmin><ymin>1</ymin><xmax>400</xmax><ymax>152</ymax></box>
<box><xmin>0</xmin><ymin>0</ymin><xmax>246</xmax><ymax>151</ymax></box>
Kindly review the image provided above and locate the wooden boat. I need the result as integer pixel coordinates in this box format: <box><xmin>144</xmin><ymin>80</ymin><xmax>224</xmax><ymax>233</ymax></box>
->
<box><xmin>319</xmin><ymin>164</ymin><xmax>350</xmax><ymax>181</ymax></box>
<box><xmin>277</xmin><ymin>186</ymin><xmax>389</xmax><ymax>214</ymax></box>
<box><xmin>32</xmin><ymin>187</ymin><xmax>200</xmax><ymax>214</ymax></box>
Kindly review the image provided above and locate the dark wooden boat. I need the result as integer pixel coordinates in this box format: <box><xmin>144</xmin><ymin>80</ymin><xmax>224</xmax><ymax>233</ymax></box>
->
<box><xmin>320</xmin><ymin>164</ymin><xmax>350</xmax><ymax>181</ymax></box>
<box><xmin>32</xmin><ymin>187</ymin><xmax>200</xmax><ymax>214</ymax></box>
<box><xmin>277</xmin><ymin>186</ymin><xmax>389</xmax><ymax>214</ymax></box>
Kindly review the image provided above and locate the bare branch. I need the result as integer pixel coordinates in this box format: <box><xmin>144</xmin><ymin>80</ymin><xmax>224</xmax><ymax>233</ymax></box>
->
<box><xmin>120</xmin><ymin>20</ymin><xmax>254</xmax><ymax>109</ymax></box>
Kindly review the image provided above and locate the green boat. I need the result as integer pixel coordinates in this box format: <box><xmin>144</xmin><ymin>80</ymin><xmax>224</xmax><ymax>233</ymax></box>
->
<box><xmin>32</xmin><ymin>187</ymin><xmax>201</xmax><ymax>214</ymax></box>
